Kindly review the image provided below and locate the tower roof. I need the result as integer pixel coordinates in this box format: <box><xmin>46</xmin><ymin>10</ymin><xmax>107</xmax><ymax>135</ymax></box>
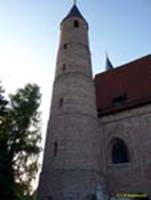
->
<box><xmin>61</xmin><ymin>4</ymin><xmax>88</xmax><ymax>27</ymax></box>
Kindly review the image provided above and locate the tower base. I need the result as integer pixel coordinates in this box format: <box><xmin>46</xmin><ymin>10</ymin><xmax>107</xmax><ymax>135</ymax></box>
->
<box><xmin>37</xmin><ymin>169</ymin><xmax>107</xmax><ymax>200</ymax></box>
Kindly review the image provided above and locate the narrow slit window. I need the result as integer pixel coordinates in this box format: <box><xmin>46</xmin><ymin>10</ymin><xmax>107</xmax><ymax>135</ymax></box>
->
<box><xmin>53</xmin><ymin>142</ymin><xmax>58</xmax><ymax>157</ymax></box>
<box><xmin>74</xmin><ymin>20</ymin><xmax>79</xmax><ymax>28</ymax></box>
<box><xmin>59</xmin><ymin>98</ymin><xmax>63</xmax><ymax>107</ymax></box>
<box><xmin>62</xmin><ymin>64</ymin><xmax>66</xmax><ymax>72</ymax></box>
<box><xmin>63</xmin><ymin>43</ymin><xmax>68</xmax><ymax>49</ymax></box>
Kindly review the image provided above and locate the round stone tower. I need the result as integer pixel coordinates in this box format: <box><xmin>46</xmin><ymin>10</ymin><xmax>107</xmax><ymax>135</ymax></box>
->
<box><xmin>37</xmin><ymin>4</ymin><xmax>105</xmax><ymax>200</ymax></box>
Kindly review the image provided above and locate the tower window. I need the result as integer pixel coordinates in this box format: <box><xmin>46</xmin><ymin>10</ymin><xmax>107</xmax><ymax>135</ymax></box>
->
<box><xmin>62</xmin><ymin>64</ymin><xmax>66</xmax><ymax>72</ymax></box>
<box><xmin>59</xmin><ymin>98</ymin><xmax>63</xmax><ymax>107</ymax></box>
<box><xmin>53</xmin><ymin>142</ymin><xmax>58</xmax><ymax>157</ymax></box>
<box><xmin>111</xmin><ymin>138</ymin><xmax>130</xmax><ymax>164</ymax></box>
<box><xmin>63</xmin><ymin>43</ymin><xmax>68</xmax><ymax>49</ymax></box>
<box><xmin>74</xmin><ymin>20</ymin><xmax>79</xmax><ymax>28</ymax></box>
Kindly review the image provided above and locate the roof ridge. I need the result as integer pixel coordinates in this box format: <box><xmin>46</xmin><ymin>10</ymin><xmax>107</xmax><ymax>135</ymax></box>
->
<box><xmin>117</xmin><ymin>54</ymin><xmax>151</xmax><ymax>69</ymax></box>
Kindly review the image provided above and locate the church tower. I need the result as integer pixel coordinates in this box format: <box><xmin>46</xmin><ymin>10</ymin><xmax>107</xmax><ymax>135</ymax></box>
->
<box><xmin>37</xmin><ymin>3</ymin><xmax>105</xmax><ymax>200</ymax></box>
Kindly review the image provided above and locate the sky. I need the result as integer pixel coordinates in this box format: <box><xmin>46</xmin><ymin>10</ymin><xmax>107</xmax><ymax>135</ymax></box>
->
<box><xmin>0</xmin><ymin>0</ymin><xmax>151</xmax><ymax>189</ymax></box>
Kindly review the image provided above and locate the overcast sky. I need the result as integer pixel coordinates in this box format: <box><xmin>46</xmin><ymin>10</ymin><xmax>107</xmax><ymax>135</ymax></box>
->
<box><xmin>0</xmin><ymin>0</ymin><xmax>151</xmax><ymax>188</ymax></box>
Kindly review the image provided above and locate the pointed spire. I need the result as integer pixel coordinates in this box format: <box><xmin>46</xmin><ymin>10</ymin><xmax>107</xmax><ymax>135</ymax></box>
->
<box><xmin>105</xmin><ymin>52</ymin><xmax>114</xmax><ymax>71</ymax></box>
<box><xmin>61</xmin><ymin>3</ymin><xmax>88</xmax><ymax>28</ymax></box>
<box><xmin>66</xmin><ymin>4</ymin><xmax>83</xmax><ymax>19</ymax></box>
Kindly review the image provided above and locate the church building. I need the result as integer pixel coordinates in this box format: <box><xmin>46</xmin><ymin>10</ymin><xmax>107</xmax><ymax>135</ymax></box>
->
<box><xmin>37</xmin><ymin>3</ymin><xmax>151</xmax><ymax>200</ymax></box>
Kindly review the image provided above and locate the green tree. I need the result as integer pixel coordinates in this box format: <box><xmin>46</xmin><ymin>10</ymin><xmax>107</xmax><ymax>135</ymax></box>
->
<box><xmin>0</xmin><ymin>83</ymin><xmax>13</xmax><ymax>199</ymax></box>
<box><xmin>0</xmin><ymin>83</ymin><xmax>41</xmax><ymax>200</ymax></box>
<box><xmin>0</xmin><ymin>83</ymin><xmax>8</xmax><ymax>116</ymax></box>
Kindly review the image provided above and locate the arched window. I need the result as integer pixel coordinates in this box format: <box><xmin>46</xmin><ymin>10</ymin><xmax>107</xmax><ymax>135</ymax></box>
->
<box><xmin>111</xmin><ymin>138</ymin><xmax>130</xmax><ymax>164</ymax></box>
<box><xmin>74</xmin><ymin>20</ymin><xmax>79</xmax><ymax>28</ymax></box>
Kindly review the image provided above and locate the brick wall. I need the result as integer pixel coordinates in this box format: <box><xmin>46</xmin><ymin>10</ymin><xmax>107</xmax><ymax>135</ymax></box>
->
<box><xmin>100</xmin><ymin>104</ymin><xmax>151</xmax><ymax>196</ymax></box>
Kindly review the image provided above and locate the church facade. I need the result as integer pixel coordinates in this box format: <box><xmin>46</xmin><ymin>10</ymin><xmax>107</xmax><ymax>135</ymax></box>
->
<box><xmin>37</xmin><ymin>4</ymin><xmax>151</xmax><ymax>200</ymax></box>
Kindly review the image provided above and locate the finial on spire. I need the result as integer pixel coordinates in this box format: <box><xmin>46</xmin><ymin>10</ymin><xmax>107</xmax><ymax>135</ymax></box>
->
<box><xmin>74</xmin><ymin>0</ymin><xmax>77</xmax><ymax>5</ymax></box>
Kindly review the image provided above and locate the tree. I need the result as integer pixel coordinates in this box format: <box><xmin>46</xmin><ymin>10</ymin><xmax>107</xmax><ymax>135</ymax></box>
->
<box><xmin>0</xmin><ymin>83</ymin><xmax>41</xmax><ymax>200</ymax></box>
<box><xmin>0</xmin><ymin>83</ymin><xmax>8</xmax><ymax>117</ymax></box>
<box><xmin>0</xmin><ymin>83</ymin><xmax>12</xmax><ymax>199</ymax></box>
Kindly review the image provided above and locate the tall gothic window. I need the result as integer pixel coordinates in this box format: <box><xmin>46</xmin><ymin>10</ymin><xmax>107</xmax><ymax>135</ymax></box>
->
<box><xmin>112</xmin><ymin>138</ymin><xmax>129</xmax><ymax>164</ymax></box>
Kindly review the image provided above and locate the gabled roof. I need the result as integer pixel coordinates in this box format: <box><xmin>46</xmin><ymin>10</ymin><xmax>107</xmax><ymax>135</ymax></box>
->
<box><xmin>94</xmin><ymin>54</ymin><xmax>151</xmax><ymax>116</ymax></box>
<box><xmin>61</xmin><ymin>4</ymin><xmax>88</xmax><ymax>27</ymax></box>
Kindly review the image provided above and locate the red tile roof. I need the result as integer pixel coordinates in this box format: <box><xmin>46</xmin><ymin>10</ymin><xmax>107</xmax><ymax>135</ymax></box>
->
<box><xmin>94</xmin><ymin>54</ymin><xmax>151</xmax><ymax>116</ymax></box>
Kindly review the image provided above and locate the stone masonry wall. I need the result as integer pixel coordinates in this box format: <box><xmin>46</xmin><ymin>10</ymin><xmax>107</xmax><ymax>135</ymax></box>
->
<box><xmin>99</xmin><ymin>104</ymin><xmax>151</xmax><ymax>197</ymax></box>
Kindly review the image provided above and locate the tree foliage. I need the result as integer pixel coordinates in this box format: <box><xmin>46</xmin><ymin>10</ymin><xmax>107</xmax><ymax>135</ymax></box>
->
<box><xmin>0</xmin><ymin>83</ymin><xmax>41</xmax><ymax>200</ymax></box>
